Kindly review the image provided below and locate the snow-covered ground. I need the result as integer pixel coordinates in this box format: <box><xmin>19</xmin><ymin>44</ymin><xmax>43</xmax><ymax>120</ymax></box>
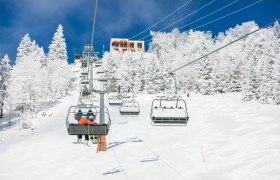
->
<box><xmin>0</xmin><ymin>72</ymin><xmax>280</xmax><ymax>180</ymax></box>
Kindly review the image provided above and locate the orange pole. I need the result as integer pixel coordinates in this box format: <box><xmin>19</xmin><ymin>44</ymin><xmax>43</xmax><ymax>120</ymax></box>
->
<box><xmin>103</xmin><ymin>136</ymin><xmax>107</xmax><ymax>151</ymax></box>
<box><xmin>96</xmin><ymin>135</ymin><xmax>107</xmax><ymax>153</ymax></box>
<box><xmin>96</xmin><ymin>135</ymin><xmax>100</xmax><ymax>153</ymax></box>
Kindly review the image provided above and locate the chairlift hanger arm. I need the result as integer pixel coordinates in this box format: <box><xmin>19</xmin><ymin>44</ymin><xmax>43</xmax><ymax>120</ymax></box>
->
<box><xmin>92</xmin><ymin>78</ymin><xmax>121</xmax><ymax>81</ymax></box>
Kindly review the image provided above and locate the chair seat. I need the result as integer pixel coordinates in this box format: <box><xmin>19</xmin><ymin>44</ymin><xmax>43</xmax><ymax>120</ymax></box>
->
<box><xmin>68</xmin><ymin>124</ymin><xmax>109</xmax><ymax>135</ymax></box>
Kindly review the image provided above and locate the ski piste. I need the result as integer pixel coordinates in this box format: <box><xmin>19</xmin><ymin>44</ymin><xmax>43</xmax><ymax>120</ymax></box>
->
<box><xmin>0</xmin><ymin>0</ymin><xmax>280</xmax><ymax>179</ymax></box>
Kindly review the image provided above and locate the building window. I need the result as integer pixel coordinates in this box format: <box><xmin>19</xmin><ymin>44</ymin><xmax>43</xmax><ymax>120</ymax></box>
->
<box><xmin>130</xmin><ymin>43</ymin><xmax>134</xmax><ymax>48</ymax></box>
<box><xmin>137</xmin><ymin>43</ymin><xmax>142</xmax><ymax>48</ymax></box>
<box><xmin>112</xmin><ymin>41</ymin><xmax>118</xmax><ymax>47</ymax></box>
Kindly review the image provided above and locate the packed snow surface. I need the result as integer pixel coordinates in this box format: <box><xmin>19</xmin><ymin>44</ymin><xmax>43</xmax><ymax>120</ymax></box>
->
<box><xmin>0</xmin><ymin>90</ymin><xmax>280</xmax><ymax>180</ymax></box>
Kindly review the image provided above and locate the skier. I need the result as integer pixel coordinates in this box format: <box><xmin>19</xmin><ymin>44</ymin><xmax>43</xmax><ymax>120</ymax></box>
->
<box><xmin>88</xmin><ymin>114</ymin><xmax>98</xmax><ymax>144</ymax></box>
<box><xmin>86</xmin><ymin>109</ymin><xmax>94</xmax><ymax>119</ymax></box>
<box><xmin>75</xmin><ymin>109</ymin><xmax>82</xmax><ymax>120</ymax></box>
<box><xmin>77</xmin><ymin>113</ymin><xmax>96</xmax><ymax>145</ymax></box>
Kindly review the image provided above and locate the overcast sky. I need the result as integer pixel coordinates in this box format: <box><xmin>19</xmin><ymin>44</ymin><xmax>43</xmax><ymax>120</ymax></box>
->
<box><xmin>0</xmin><ymin>0</ymin><xmax>279</xmax><ymax>64</ymax></box>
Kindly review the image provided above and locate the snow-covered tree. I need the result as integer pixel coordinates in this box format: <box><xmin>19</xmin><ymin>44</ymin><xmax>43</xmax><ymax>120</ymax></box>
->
<box><xmin>144</xmin><ymin>53</ymin><xmax>164</xmax><ymax>93</ymax></box>
<box><xmin>256</xmin><ymin>28</ymin><xmax>276</xmax><ymax>104</ymax></box>
<box><xmin>16</xmin><ymin>34</ymin><xmax>32</xmax><ymax>64</ymax></box>
<box><xmin>46</xmin><ymin>24</ymin><xmax>71</xmax><ymax>99</ymax></box>
<box><xmin>102</xmin><ymin>51</ymin><xmax>122</xmax><ymax>92</ymax></box>
<box><xmin>272</xmin><ymin>21</ymin><xmax>280</xmax><ymax>104</ymax></box>
<box><xmin>8</xmin><ymin>39</ymin><xmax>47</xmax><ymax>114</ymax></box>
<box><xmin>186</xmin><ymin>30</ymin><xmax>214</xmax><ymax>95</ymax></box>
<box><xmin>0</xmin><ymin>54</ymin><xmax>11</xmax><ymax>118</ymax></box>
<box><xmin>242</xmin><ymin>39</ymin><xmax>261</xmax><ymax>101</ymax></box>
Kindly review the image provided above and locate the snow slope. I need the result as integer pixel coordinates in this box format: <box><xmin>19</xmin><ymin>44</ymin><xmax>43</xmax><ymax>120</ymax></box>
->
<box><xmin>0</xmin><ymin>71</ymin><xmax>280</xmax><ymax>180</ymax></box>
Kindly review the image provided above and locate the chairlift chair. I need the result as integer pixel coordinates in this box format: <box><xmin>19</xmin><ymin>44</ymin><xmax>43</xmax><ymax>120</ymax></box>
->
<box><xmin>119</xmin><ymin>101</ymin><xmax>140</xmax><ymax>115</ymax></box>
<box><xmin>66</xmin><ymin>105</ymin><xmax>111</xmax><ymax>135</ymax></box>
<box><xmin>81</xmin><ymin>72</ymin><xmax>88</xmax><ymax>76</ymax></box>
<box><xmin>108</xmin><ymin>89</ymin><xmax>123</xmax><ymax>105</ymax></box>
<box><xmin>80</xmin><ymin>77</ymin><xmax>89</xmax><ymax>85</ymax></box>
<box><xmin>81</xmin><ymin>81</ymin><xmax>89</xmax><ymax>85</ymax></box>
<box><xmin>150</xmin><ymin>97</ymin><xmax>189</xmax><ymax>126</ymax></box>
<box><xmin>78</xmin><ymin>84</ymin><xmax>98</xmax><ymax>105</ymax></box>
<box><xmin>82</xmin><ymin>89</ymin><xmax>91</xmax><ymax>97</ymax></box>
<box><xmin>96</xmin><ymin>69</ymin><xmax>105</xmax><ymax>74</ymax></box>
<box><xmin>81</xmin><ymin>61</ymin><xmax>87</xmax><ymax>68</ymax></box>
<box><xmin>94</xmin><ymin>61</ymin><xmax>102</xmax><ymax>67</ymax></box>
<box><xmin>78</xmin><ymin>92</ymin><xmax>93</xmax><ymax>105</ymax></box>
<box><xmin>122</xmin><ymin>93</ymin><xmax>132</xmax><ymax>99</ymax></box>
<box><xmin>108</xmin><ymin>96</ymin><xmax>123</xmax><ymax>105</ymax></box>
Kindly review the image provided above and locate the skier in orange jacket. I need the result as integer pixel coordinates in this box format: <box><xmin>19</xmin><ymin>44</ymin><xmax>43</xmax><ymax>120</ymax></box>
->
<box><xmin>78</xmin><ymin>115</ymin><xmax>97</xmax><ymax>125</ymax></box>
<box><xmin>77</xmin><ymin>114</ymin><xmax>97</xmax><ymax>144</ymax></box>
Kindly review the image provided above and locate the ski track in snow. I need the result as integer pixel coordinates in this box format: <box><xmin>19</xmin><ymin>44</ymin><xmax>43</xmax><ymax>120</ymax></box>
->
<box><xmin>0</xmin><ymin>66</ymin><xmax>280</xmax><ymax>180</ymax></box>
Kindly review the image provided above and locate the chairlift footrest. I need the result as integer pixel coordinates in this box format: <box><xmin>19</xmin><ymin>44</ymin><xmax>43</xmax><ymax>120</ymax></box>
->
<box><xmin>120</xmin><ymin>111</ymin><xmax>140</xmax><ymax>115</ymax></box>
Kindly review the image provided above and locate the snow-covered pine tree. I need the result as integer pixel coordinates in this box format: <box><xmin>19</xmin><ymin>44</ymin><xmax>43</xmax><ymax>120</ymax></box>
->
<box><xmin>139</xmin><ymin>52</ymin><xmax>147</xmax><ymax>92</ymax></box>
<box><xmin>120</xmin><ymin>53</ymin><xmax>135</xmax><ymax>91</ymax></box>
<box><xmin>0</xmin><ymin>55</ymin><xmax>11</xmax><ymax>118</ymax></box>
<box><xmin>16</xmin><ymin>34</ymin><xmax>32</xmax><ymax>64</ymax></box>
<box><xmin>149</xmin><ymin>31</ymin><xmax>178</xmax><ymax>94</ymax></box>
<box><xmin>7</xmin><ymin>36</ymin><xmax>48</xmax><ymax>128</ymax></box>
<box><xmin>38</xmin><ymin>47</ymin><xmax>47</xmax><ymax>67</ymax></box>
<box><xmin>213</xmin><ymin>28</ymin><xmax>245</xmax><ymax>93</ymax></box>
<box><xmin>102</xmin><ymin>51</ymin><xmax>120</xmax><ymax>91</ymax></box>
<box><xmin>242</xmin><ymin>34</ymin><xmax>262</xmax><ymax>101</ymax></box>
<box><xmin>8</xmin><ymin>39</ymin><xmax>46</xmax><ymax>113</ymax></box>
<box><xmin>132</xmin><ymin>52</ymin><xmax>146</xmax><ymax>92</ymax></box>
<box><xmin>7</xmin><ymin>34</ymin><xmax>32</xmax><ymax>111</ymax></box>
<box><xmin>144</xmin><ymin>53</ymin><xmax>163</xmax><ymax>93</ymax></box>
<box><xmin>256</xmin><ymin>28</ymin><xmax>276</xmax><ymax>104</ymax></box>
<box><xmin>272</xmin><ymin>21</ymin><xmax>280</xmax><ymax>104</ymax></box>
<box><xmin>175</xmin><ymin>31</ymin><xmax>196</xmax><ymax>93</ymax></box>
<box><xmin>46</xmin><ymin>24</ymin><xmax>71</xmax><ymax>99</ymax></box>
<box><xmin>191</xmin><ymin>31</ymin><xmax>214</xmax><ymax>95</ymax></box>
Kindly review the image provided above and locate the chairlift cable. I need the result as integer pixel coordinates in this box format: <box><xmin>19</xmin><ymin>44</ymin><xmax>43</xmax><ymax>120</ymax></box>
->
<box><xmin>152</xmin><ymin>17</ymin><xmax>280</xmax><ymax>80</ymax></box>
<box><xmin>129</xmin><ymin>0</ymin><xmax>192</xmax><ymax>39</ymax></box>
<box><xmin>140</xmin><ymin>0</ymin><xmax>216</xmax><ymax>40</ymax></box>
<box><xmin>144</xmin><ymin>0</ymin><xmax>264</xmax><ymax>43</ymax></box>
<box><xmin>192</xmin><ymin>0</ymin><xmax>263</xmax><ymax>30</ymax></box>
<box><xmin>178</xmin><ymin>0</ymin><xmax>239</xmax><ymax>31</ymax></box>
<box><xmin>90</xmin><ymin>0</ymin><xmax>98</xmax><ymax>50</ymax></box>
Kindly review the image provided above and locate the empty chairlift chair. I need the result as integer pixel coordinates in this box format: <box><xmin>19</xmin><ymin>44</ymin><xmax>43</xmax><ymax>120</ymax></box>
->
<box><xmin>81</xmin><ymin>72</ymin><xmax>88</xmax><ymax>76</ymax></box>
<box><xmin>150</xmin><ymin>97</ymin><xmax>189</xmax><ymax>126</ymax></box>
<box><xmin>119</xmin><ymin>101</ymin><xmax>140</xmax><ymax>115</ymax></box>
<box><xmin>108</xmin><ymin>96</ymin><xmax>123</xmax><ymax>106</ymax></box>
<box><xmin>80</xmin><ymin>77</ymin><xmax>89</xmax><ymax>85</ymax></box>
<box><xmin>81</xmin><ymin>61</ymin><xmax>88</xmax><ymax>68</ymax></box>
<box><xmin>96</xmin><ymin>68</ymin><xmax>105</xmax><ymax>74</ymax></box>
<box><xmin>66</xmin><ymin>105</ymin><xmax>111</xmax><ymax>135</ymax></box>
<box><xmin>78</xmin><ymin>91</ymin><xmax>95</xmax><ymax>106</ymax></box>
<box><xmin>108</xmin><ymin>85</ymin><xmax>124</xmax><ymax>105</ymax></box>
<box><xmin>94</xmin><ymin>60</ymin><xmax>102</xmax><ymax>67</ymax></box>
